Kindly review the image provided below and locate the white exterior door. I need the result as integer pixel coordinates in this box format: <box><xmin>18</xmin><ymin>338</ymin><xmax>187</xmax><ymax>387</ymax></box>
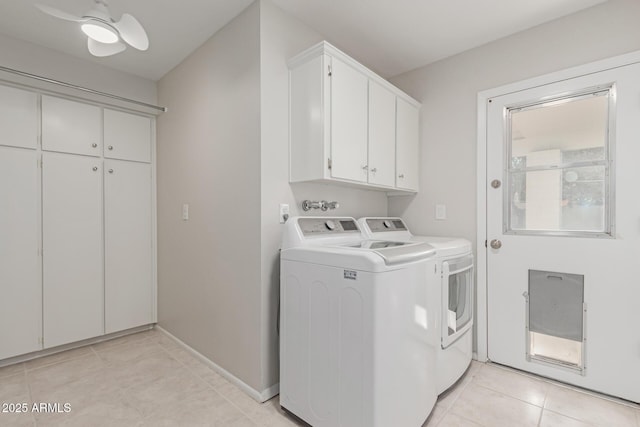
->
<box><xmin>486</xmin><ymin>63</ymin><xmax>640</xmax><ymax>403</ymax></box>
<box><xmin>0</xmin><ymin>147</ymin><xmax>41</xmax><ymax>359</ymax></box>
<box><xmin>104</xmin><ymin>160</ymin><xmax>153</xmax><ymax>333</ymax></box>
<box><xmin>43</xmin><ymin>153</ymin><xmax>103</xmax><ymax>348</ymax></box>
<box><xmin>330</xmin><ymin>56</ymin><xmax>368</xmax><ymax>183</ymax></box>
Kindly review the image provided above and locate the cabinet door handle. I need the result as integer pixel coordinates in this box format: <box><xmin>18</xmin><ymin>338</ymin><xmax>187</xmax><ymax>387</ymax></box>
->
<box><xmin>108</xmin><ymin>145</ymin><xmax>114</xmax><ymax>150</ymax></box>
<box><xmin>91</xmin><ymin>143</ymin><xmax>97</xmax><ymax>148</ymax></box>
<box><xmin>362</xmin><ymin>165</ymin><xmax>368</xmax><ymax>171</ymax></box>
<box><xmin>92</xmin><ymin>166</ymin><xmax>98</xmax><ymax>172</ymax></box>
<box><xmin>398</xmin><ymin>174</ymin><xmax>405</xmax><ymax>178</ymax></box>
<box><xmin>370</xmin><ymin>168</ymin><xmax>377</xmax><ymax>173</ymax></box>
<box><xmin>108</xmin><ymin>169</ymin><xmax>114</xmax><ymax>174</ymax></box>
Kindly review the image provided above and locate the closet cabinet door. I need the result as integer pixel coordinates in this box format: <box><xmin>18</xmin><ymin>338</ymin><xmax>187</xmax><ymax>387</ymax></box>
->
<box><xmin>43</xmin><ymin>153</ymin><xmax>103</xmax><ymax>348</ymax></box>
<box><xmin>104</xmin><ymin>160</ymin><xmax>153</xmax><ymax>333</ymax></box>
<box><xmin>396</xmin><ymin>98</ymin><xmax>420</xmax><ymax>191</ymax></box>
<box><xmin>329</xmin><ymin>56</ymin><xmax>369</xmax><ymax>183</ymax></box>
<box><xmin>367</xmin><ymin>81</ymin><xmax>396</xmax><ymax>187</ymax></box>
<box><xmin>42</xmin><ymin>95</ymin><xmax>102</xmax><ymax>157</ymax></box>
<box><xmin>104</xmin><ymin>109</ymin><xmax>152</xmax><ymax>162</ymax></box>
<box><xmin>0</xmin><ymin>147</ymin><xmax>41</xmax><ymax>359</ymax></box>
<box><xmin>0</xmin><ymin>85</ymin><xmax>38</xmax><ymax>149</ymax></box>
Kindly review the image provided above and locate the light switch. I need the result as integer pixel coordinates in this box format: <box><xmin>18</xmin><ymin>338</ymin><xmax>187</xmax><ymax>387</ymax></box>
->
<box><xmin>435</xmin><ymin>204</ymin><xmax>446</xmax><ymax>220</ymax></box>
<box><xmin>182</xmin><ymin>203</ymin><xmax>189</xmax><ymax>221</ymax></box>
<box><xmin>280</xmin><ymin>203</ymin><xmax>290</xmax><ymax>224</ymax></box>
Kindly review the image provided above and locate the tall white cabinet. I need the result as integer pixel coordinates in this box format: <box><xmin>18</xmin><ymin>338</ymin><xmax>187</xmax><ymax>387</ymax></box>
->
<box><xmin>289</xmin><ymin>41</ymin><xmax>421</xmax><ymax>193</ymax></box>
<box><xmin>43</xmin><ymin>153</ymin><xmax>104</xmax><ymax>348</ymax></box>
<box><xmin>0</xmin><ymin>147</ymin><xmax>41</xmax><ymax>360</ymax></box>
<box><xmin>0</xmin><ymin>85</ymin><xmax>156</xmax><ymax>360</ymax></box>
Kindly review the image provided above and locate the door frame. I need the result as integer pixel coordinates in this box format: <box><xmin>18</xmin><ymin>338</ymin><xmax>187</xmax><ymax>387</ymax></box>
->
<box><xmin>475</xmin><ymin>49</ymin><xmax>640</xmax><ymax>362</ymax></box>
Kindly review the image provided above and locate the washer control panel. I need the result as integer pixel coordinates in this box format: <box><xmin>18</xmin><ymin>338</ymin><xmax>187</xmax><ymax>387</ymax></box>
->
<box><xmin>366</xmin><ymin>218</ymin><xmax>407</xmax><ymax>232</ymax></box>
<box><xmin>298</xmin><ymin>217</ymin><xmax>360</xmax><ymax>235</ymax></box>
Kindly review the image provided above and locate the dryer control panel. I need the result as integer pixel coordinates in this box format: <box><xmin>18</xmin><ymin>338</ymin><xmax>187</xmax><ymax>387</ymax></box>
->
<box><xmin>366</xmin><ymin>218</ymin><xmax>407</xmax><ymax>232</ymax></box>
<box><xmin>298</xmin><ymin>217</ymin><xmax>360</xmax><ymax>235</ymax></box>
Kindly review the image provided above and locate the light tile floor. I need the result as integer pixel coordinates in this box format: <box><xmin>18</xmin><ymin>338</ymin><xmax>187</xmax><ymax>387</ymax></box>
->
<box><xmin>0</xmin><ymin>329</ymin><xmax>637</xmax><ymax>426</ymax></box>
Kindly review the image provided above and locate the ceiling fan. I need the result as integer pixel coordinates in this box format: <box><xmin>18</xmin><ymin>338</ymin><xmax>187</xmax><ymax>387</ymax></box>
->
<box><xmin>36</xmin><ymin>0</ymin><xmax>149</xmax><ymax>57</ymax></box>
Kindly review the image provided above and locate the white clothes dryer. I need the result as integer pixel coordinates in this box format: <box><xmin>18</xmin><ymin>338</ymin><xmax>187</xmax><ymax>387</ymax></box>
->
<box><xmin>357</xmin><ymin>217</ymin><xmax>474</xmax><ymax>394</ymax></box>
<box><xmin>280</xmin><ymin>217</ymin><xmax>439</xmax><ymax>427</ymax></box>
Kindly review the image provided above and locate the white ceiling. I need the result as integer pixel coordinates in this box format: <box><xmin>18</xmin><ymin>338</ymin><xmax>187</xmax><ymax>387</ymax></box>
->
<box><xmin>0</xmin><ymin>0</ymin><xmax>607</xmax><ymax>81</ymax></box>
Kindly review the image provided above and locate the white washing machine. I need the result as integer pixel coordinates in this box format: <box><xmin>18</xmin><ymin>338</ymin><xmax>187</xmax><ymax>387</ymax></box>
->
<box><xmin>358</xmin><ymin>217</ymin><xmax>474</xmax><ymax>394</ymax></box>
<box><xmin>280</xmin><ymin>216</ymin><xmax>439</xmax><ymax>427</ymax></box>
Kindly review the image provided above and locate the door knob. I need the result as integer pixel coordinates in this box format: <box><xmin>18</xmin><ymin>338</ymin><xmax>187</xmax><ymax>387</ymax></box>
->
<box><xmin>491</xmin><ymin>179</ymin><xmax>501</xmax><ymax>188</ymax></box>
<box><xmin>108</xmin><ymin>145</ymin><xmax>114</xmax><ymax>150</ymax></box>
<box><xmin>490</xmin><ymin>239</ymin><xmax>502</xmax><ymax>249</ymax></box>
<box><xmin>91</xmin><ymin>143</ymin><xmax>97</xmax><ymax>148</ymax></box>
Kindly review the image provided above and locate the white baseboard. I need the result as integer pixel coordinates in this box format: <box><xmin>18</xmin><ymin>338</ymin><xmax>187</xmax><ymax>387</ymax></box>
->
<box><xmin>155</xmin><ymin>325</ymin><xmax>279</xmax><ymax>403</ymax></box>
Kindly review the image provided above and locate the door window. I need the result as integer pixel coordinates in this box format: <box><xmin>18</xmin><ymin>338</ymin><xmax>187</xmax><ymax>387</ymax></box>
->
<box><xmin>506</xmin><ymin>88</ymin><xmax>614</xmax><ymax>236</ymax></box>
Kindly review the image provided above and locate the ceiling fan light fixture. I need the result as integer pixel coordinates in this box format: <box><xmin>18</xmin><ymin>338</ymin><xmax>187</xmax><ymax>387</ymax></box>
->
<box><xmin>81</xmin><ymin>21</ymin><xmax>118</xmax><ymax>44</ymax></box>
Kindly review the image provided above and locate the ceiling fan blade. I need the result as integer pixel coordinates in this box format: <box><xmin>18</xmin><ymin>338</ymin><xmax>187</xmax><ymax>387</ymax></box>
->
<box><xmin>87</xmin><ymin>38</ymin><xmax>126</xmax><ymax>57</ymax></box>
<box><xmin>114</xmin><ymin>13</ymin><xmax>149</xmax><ymax>51</ymax></box>
<box><xmin>36</xmin><ymin>4</ymin><xmax>88</xmax><ymax>22</ymax></box>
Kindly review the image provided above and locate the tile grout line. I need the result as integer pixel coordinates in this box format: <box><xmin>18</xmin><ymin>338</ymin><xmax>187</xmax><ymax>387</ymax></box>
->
<box><xmin>486</xmin><ymin>362</ymin><xmax>640</xmax><ymax>410</ymax></box>
<box><xmin>139</xmin><ymin>339</ymin><xmax>249</xmax><ymax>423</ymax></box>
<box><xmin>24</xmin><ymin>369</ymin><xmax>37</xmax><ymax>427</ymax></box>
<box><xmin>473</xmin><ymin>381</ymin><xmax>546</xmax><ymax>408</ymax></box>
<box><xmin>542</xmin><ymin>408</ymin><xmax>603</xmax><ymax>427</ymax></box>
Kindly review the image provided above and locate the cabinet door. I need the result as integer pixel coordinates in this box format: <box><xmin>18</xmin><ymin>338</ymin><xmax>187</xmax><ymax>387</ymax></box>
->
<box><xmin>0</xmin><ymin>147</ymin><xmax>41</xmax><ymax>359</ymax></box>
<box><xmin>104</xmin><ymin>160</ymin><xmax>153</xmax><ymax>333</ymax></box>
<box><xmin>368</xmin><ymin>81</ymin><xmax>396</xmax><ymax>187</ymax></box>
<box><xmin>330</xmin><ymin>56</ymin><xmax>368</xmax><ymax>182</ymax></box>
<box><xmin>0</xmin><ymin>85</ymin><xmax>38</xmax><ymax>149</ymax></box>
<box><xmin>396</xmin><ymin>98</ymin><xmax>420</xmax><ymax>191</ymax></box>
<box><xmin>42</xmin><ymin>95</ymin><xmax>102</xmax><ymax>157</ymax></box>
<box><xmin>104</xmin><ymin>109</ymin><xmax>152</xmax><ymax>162</ymax></box>
<box><xmin>43</xmin><ymin>153</ymin><xmax>103</xmax><ymax>348</ymax></box>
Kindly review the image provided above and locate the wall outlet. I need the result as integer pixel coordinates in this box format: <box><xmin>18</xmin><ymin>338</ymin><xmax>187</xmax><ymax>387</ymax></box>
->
<box><xmin>280</xmin><ymin>203</ymin><xmax>290</xmax><ymax>224</ymax></box>
<box><xmin>435</xmin><ymin>204</ymin><xmax>446</xmax><ymax>220</ymax></box>
<box><xmin>182</xmin><ymin>203</ymin><xmax>189</xmax><ymax>221</ymax></box>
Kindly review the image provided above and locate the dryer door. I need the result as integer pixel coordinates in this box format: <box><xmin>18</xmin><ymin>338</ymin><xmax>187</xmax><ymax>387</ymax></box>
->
<box><xmin>442</xmin><ymin>255</ymin><xmax>474</xmax><ymax>348</ymax></box>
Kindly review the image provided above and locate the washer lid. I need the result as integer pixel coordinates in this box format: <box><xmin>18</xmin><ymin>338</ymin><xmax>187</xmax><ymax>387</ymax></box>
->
<box><xmin>411</xmin><ymin>236</ymin><xmax>471</xmax><ymax>258</ymax></box>
<box><xmin>281</xmin><ymin>240</ymin><xmax>436</xmax><ymax>271</ymax></box>
<box><xmin>338</xmin><ymin>240</ymin><xmax>436</xmax><ymax>266</ymax></box>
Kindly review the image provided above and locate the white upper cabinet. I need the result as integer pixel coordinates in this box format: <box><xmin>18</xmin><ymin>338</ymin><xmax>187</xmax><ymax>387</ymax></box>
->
<box><xmin>104</xmin><ymin>109</ymin><xmax>152</xmax><ymax>163</ymax></box>
<box><xmin>289</xmin><ymin>41</ymin><xmax>420</xmax><ymax>193</ymax></box>
<box><xmin>42</xmin><ymin>95</ymin><xmax>101</xmax><ymax>157</ymax></box>
<box><xmin>396</xmin><ymin>98</ymin><xmax>420</xmax><ymax>191</ymax></box>
<box><xmin>0</xmin><ymin>86</ymin><xmax>38</xmax><ymax>150</ymax></box>
<box><xmin>329</xmin><ymin>56</ymin><xmax>369</xmax><ymax>183</ymax></box>
<box><xmin>368</xmin><ymin>81</ymin><xmax>397</xmax><ymax>188</ymax></box>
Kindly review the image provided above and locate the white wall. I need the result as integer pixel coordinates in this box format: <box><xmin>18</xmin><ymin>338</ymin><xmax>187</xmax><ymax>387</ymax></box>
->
<box><xmin>156</xmin><ymin>2</ymin><xmax>263</xmax><ymax>391</ymax></box>
<box><xmin>258</xmin><ymin>0</ymin><xmax>388</xmax><ymax>392</ymax></box>
<box><xmin>388</xmin><ymin>0</ymin><xmax>640</xmax><ymax>249</ymax></box>
<box><xmin>0</xmin><ymin>33</ymin><xmax>156</xmax><ymax>105</ymax></box>
<box><xmin>156</xmin><ymin>0</ymin><xmax>389</xmax><ymax>397</ymax></box>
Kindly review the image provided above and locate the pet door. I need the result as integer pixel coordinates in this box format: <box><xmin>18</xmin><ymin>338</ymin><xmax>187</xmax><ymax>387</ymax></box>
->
<box><xmin>525</xmin><ymin>270</ymin><xmax>586</xmax><ymax>374</ymax></box>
